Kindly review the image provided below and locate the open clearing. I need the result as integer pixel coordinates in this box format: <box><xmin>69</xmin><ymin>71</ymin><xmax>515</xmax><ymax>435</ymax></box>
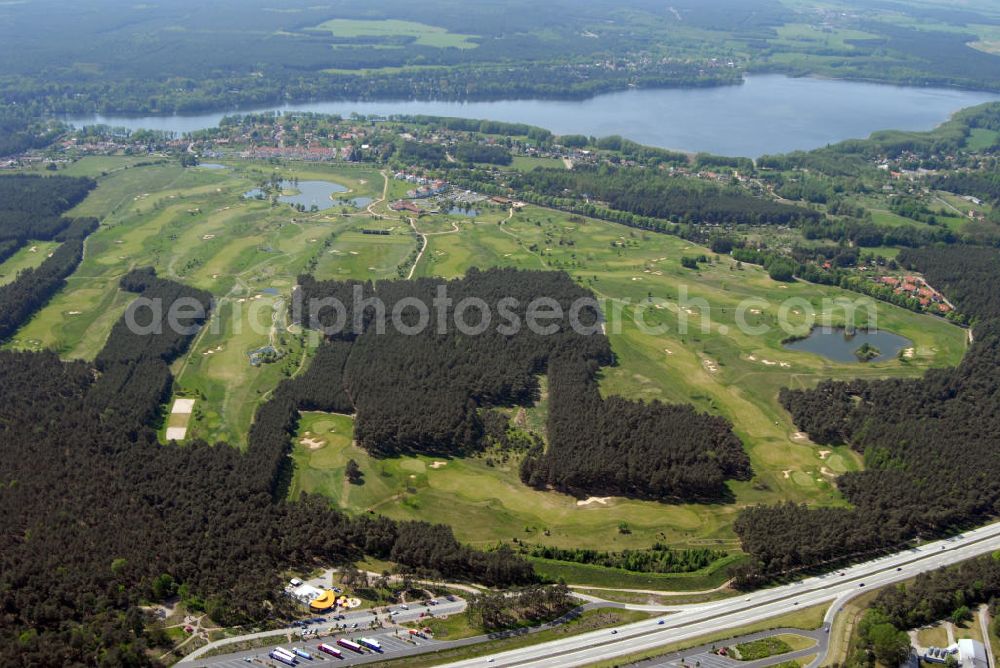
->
<box><xmin>0</xmin><ymin>241</ymin><xmax>60</xmax><ymax>286</ymax></box>
<box><xmin>311</xmin><ymin>19</ymin><xmax>479</xmax><ymax>49</ymax></box>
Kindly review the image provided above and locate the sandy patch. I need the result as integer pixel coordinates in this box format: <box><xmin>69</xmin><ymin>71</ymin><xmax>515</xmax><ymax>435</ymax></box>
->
<box><xmin>429</xmin><ymin>461</ymin><xmax>448</xmax><ymax>469</ymax></box>
<box><xmin>171</xmin><ymin>398</ymin><xmax>196</xmax><ymax>415</ymax></box>
<box><xmin>299</xmin><ymin>437</ymin><xmax>325</xmax><ymax>450</ymax></box>
<box><xmin>577</xmin><ymin>496</ymin><xmax>611</xmax><ymax>506</ymax></box>
<box><xmin>165</xmin><ymin>427</ymin><xmax>187</xmax><ymax>441</ymax></box>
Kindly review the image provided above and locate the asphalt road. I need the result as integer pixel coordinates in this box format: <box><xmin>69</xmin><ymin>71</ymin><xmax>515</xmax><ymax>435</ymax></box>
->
<box><xmin>631</xmin><ymin>626</ymin><xmax>828</xmax><ymax>668</ymax></box>
<box><xmin>438</xmin><ymin>520</ymin><xmax>1000</xmax><ymax>668</ymax></box>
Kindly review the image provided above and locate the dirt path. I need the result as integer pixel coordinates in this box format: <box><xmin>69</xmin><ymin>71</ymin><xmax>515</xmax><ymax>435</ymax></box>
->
<box><xmin>406</xmin><ymin>217</ymin><xmax>427</xmax><ymax>280</ymax></box>
<box><xmin>366</xmin><ymin>169</ymin><xmax>389</xmax><ymax>216</ymax></box>
<box><xmin>569</xmin><ymin>580</ymin><xmax>732</xmax><ymax>596</ymax></box>
<box><xmin>980</xmin><ymin>605</ymin><xmax>995</xmax><ymax>668</ymax></box>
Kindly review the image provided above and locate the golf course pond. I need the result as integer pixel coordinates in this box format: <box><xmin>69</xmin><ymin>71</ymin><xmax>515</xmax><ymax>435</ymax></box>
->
<box><xmin>783</xmin><ymin>327</ymin><xmax>913</xmax><ymax>363</ymax></box>
<box><xmin>244</xmin><ymin>179</ymin><xmax>348</xmax><ymax>210</ymax></box>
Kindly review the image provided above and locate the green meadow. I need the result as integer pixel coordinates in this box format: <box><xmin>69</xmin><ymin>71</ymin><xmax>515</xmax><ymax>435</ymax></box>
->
<box><xmin>312</xmin><ymin>19</ymin><xmax>479</xmax><ymax>49</ymax></box>
<box><xmin>0</xmin><ymin>241</ymin><xmax>60</xmax><ymax>286</ymax></box>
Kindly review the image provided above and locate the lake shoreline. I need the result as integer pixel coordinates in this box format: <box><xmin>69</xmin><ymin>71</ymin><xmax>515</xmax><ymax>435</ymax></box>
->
<box><xmin>63</xmin><ymin>75</ymin><xmax>1000</xmax><ymax>157</ymax></box>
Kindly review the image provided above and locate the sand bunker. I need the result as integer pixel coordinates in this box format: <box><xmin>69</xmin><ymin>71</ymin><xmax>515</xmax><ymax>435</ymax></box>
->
<box><xmin>577</xmin><ymin>496</ymin><xmax>611</xmax><ymax>506</ymax></box>
<box><xmin>818</xmin><ymin>449</ymin><xmax>831</xmax><ymax>459</ymax></box>
<box><xmin>783</xmin><ymin>470</ymin><xmax>792</xmax><ymax>479</ymax></box>
<box><xmin>299</xmin><ymin>437</ymin><xmax>325</xmax><ymax>450</ymax></box>
<box><xmin>429</xmin><ymin>461</ymin><xmax>448</xmax><ymax>469</ymax></box>
<box><xmin>791</xmin><ymin>432</ymin><xmax>809</xmax><ymax>442</ymax></box>
<box><xmin>165</xmin><ymin>427</ymin><xmax>187</xmax><ymax>441</ymax></box>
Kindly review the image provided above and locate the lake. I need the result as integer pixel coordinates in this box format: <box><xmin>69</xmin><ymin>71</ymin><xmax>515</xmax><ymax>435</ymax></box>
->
<box><xmin>244</xmin><ymin>180</ymin><xmax>348</xmax><ymax>210</ymax></box>
<box><xmin>64</xmin><ymin>75</ymin><xmax>999</xmax><ymax>156</ymax></box>
<box><xmin>783</xmin><ymin>327</ymin><xmax>912</xmax><ymax>363</ymax></box>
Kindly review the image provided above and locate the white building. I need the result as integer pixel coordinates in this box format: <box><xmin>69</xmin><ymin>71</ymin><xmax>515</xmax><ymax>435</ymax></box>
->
<box><xmin>957</xmin><ymin>639</ymin><xmax>989</xmax><ymax>668</ymax></box>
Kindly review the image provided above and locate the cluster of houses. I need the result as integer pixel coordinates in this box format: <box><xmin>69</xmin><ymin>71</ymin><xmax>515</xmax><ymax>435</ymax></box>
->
<box><xmin>877</xmin><ymin>275</ymin><xmax>952</xmax><ymax>313</ymax></box>
<box><xmin>393</xmin><ymin>172</ymin><xmax>449</xmax><ymax>199</ymax></box>
<box><xmin>239</xmin><ymin>145</ymin><xmax>348</xmax><ymax>162</ymax></box>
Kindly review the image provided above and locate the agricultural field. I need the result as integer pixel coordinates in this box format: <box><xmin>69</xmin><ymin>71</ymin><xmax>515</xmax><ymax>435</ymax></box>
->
<box><xmin>311</xmin><ymin>19</ymin><xmax>479</xmax><ymax>49</ymax></box>
<box><xmin>287</xmin><ymin>202</ymin><xmax>967</xmax><ymax>563</ymax></box>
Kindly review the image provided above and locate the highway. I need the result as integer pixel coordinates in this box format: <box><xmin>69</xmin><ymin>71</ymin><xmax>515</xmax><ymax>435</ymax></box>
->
<box><xmin>440</xmin><ymin>520</ymin><xmax>1000</xmax><ymax>668</ymax></box>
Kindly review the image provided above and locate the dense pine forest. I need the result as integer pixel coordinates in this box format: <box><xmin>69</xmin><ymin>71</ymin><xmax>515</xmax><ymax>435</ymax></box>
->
<box><xmin>508</xmin><ymin>166</ymin><xmax>820</xmax><ymax>226</ymax></box>
<box><xmin>521</xmin><ymin>355</ymin><xmax>751</xmax><ymax>501</ymax></box>
<box><xmin>0</xmin><ymin>253</ymin><xmax>535</xmax><ymax>664</ymax></box>
<box><xmin>297</xmin><ymin>268</ymin><xmax>750</xmax><ymax>501</ymax></box>
<box><xmin>734</xmin><ymin>246</ymin><xmax>1000</xmax><ymax>579</ymax></box>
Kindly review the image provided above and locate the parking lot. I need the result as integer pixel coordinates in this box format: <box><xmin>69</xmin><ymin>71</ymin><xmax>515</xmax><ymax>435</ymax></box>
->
<box><xmin>195</xmin><ymin>628</ymin><xmax>445</xmax><ymax>668</ymax></box>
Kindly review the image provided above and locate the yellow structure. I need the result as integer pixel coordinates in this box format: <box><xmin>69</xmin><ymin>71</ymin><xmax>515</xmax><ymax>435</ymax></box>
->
<box><xmin>309</xmin><ymin>590</ymin><xmax>336</xmax><ymax>612</ymax></box>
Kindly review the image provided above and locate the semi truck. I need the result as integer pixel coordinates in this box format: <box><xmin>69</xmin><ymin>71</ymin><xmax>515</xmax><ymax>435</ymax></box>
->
<box><xmin>337</xmin><ymin>638</ymin><xmax>363</xmax><ymax>653</ymax></box>
<box><xmin>358</xmin><ymin>638</ymin><xmax>383</xmax><ymax>652</ymax></box>
<box><xmin>291</xmin><ymin>647</ymin><xmax>313</xmax><ymax>660</ymax></box>
<box><xmin>317</xmin><ymin>643</ymin><xmax>343</xmax><ymax>658</ymax></box>
<box><xmin>269</xmin><ymin>650</ymin><xmax>297</xmax><ymax>666</ymax></box>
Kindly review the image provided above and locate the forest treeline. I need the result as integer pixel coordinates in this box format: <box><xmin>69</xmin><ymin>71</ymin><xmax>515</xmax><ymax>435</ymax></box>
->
<box><xmin>0</xmin><ymin>262</ymin><xmax>535</xmax><ymax>665</ymax></box>
<box><xmin>522</xmin><ymin>543</ymin><xmax>727</xmax><ymax>574</ymax></box>
<box><xmin>0</xmin><ymin>174</ymin><xmax>95</xmax><ymax>261</ymax></box>
<box><xmin>297</xmin><ymin>268</ymin><xmax>749</xmax><ymax>502</ymax></box>
<box><xmin>521</xmin><ymin>355</ymin><xmax>751</xmax><ymax>501</ymax></box>
<box><xmin>508</xmin><ymin>165</ymin><xmax>819</xmax><ymax>226</ymax></box>
<box><xmin>734</xmin><ymin>246</ymin><xmax>1000</xmax><ymax>579</ymax></box>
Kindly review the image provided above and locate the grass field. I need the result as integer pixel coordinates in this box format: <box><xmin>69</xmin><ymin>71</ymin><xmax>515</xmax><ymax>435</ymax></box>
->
<box><xmin>311</xmin><ymin>19</ymin><xmax>479</xmax><ymax>49</ymax></box>
<box><xmin>0</xmin><ymin>241</ymin><xmax>59</xmax><ymax>286</ymax></box>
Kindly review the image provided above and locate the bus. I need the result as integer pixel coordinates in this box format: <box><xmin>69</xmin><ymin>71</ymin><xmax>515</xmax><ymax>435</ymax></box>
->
<box><xmin>317</xmin><ymin>643</ymin><xmax>342</xmax><ymax>658</ymax></box>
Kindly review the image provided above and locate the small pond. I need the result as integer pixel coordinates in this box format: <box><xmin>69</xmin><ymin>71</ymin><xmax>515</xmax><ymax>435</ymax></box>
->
<box><xmin>197</xmin><ymin>163</ymin><xmax>227</xmax><ymax>170</ymax></box>
<box><xmin>243</xmin><ymin>179</ymin><xmax>348</xmax><ymax>210</ymax></box>
<box><xmin>333</xmin><ymin>196</ymin><xmax>373</xmax><ymax>208</ymax></box>
<box><xmin>783</xmin><ymin>327</ymin><xmax>912</xmax><ymax>363</ymax></box>
<box><xmin>448</xmin><ymin>206</ymin><xmax>480</xmax><ymax>217</ymax></box>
